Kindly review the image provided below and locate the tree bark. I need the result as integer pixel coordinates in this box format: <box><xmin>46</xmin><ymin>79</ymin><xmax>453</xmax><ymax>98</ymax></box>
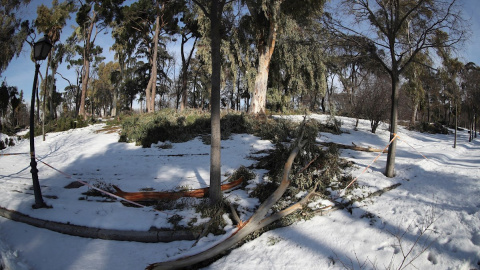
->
<box><xmin>42</xmin><ymin>53</ymin><xmax>50</xmax><ymax>141</ymax></box>
<box><xmin>209</xmin><ymin>0</ymin><xmax>223</xmax><ymax>204</ymax></box>
<box><xmin>79</xmin><ymin>11</ymin><xmax>96</xmax><ymax>119</ymax></box>
<box><xmin>385</xmin><ymin>72</ymin><xmax>400</xmax><ymax>177</ymax></box>
<box><xmin>410</xmin><ymin>102</ymin><xmax>418</xmax><ymax>126</ymax></box>
<box><xmin>180</xmin><ymin>36</ymin><xmax>197</xmax><ymax>111</ymax></box>
<box><xmin>145</xmin><ymin>76</ymin><xmax>152</xmax><ymax>112</ymax></box>
<box><xmin>250</xmin><ymin>51</ymin><xmax>270</xmax><ymax>114</ymax></box>
<box><xmin>454</xmin><ymin>103</ymin><xmax>457</xmax><ymax>148</ymax></box>
<box><xmin>149</xmin><ymin>13</ymin><xmax>161</xmax><ymax>112</ymax></box>
<box><xmin>249</xmin><ymin>3</ymin><xmax>279</xmax><ymax>115</ymax></box>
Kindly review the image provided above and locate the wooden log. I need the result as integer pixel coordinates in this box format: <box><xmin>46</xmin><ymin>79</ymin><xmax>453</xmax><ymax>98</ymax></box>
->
<box><xmin>112</xmin><ymin>177</ymin><xmax>244</xmax><ymax>201</ymax></box>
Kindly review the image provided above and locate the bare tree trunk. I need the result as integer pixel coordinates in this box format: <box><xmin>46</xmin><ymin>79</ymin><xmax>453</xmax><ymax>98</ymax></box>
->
<box><xmin>49</xmin><ymin>64</ymin><xmax>57</xmax><ymax>121</ymax></box>
<box><xmin>36</xmin><ymin>72</ymin><xmax>42</xmax><ymax>123</ymax></box>
<box><xmin>410</xmin><ymin>102</ymin><xmax>418</xmax><ymax>126</ymax></box>
<box><xmin>79</xmin><ymin>11</ymin><xmax>96</xmax><ymax>120</ymax></box>
<box><xmin>475</xmin><ymin>112</ymin><xmax>477</xmax><ymax>139</ymax></box>
<box><xmin>249</xmin><ymin>4</ymin><xmax>279</xmax><ymax>115</ymax></box>
<box><xmin>145</xmin><ymin>76</ymin><xmax>152</xmax><ymax>112</ymax></box>
<box><xmin>250</xmin><ymin>52</ymin><xmax>270</xmax><ymax>114</ymax></box>
<box><xmin>454</xmin><ymin>103</ymin><xmax>457</xmax><ymax>148</ymax></box>
<box><xmin>208</xmin><ymin>0</ymin><xmax>224</xmax><ymax>204</ymax></box>
<box><xmin>385</xmin><ymin>72</ymin><xmax>400</xmax><ymax>177</ymax></box>
<box><xmin>79</xmin><ymin>58</ymin><xmax>90</xmax><ymax>119</ymax></box>
<box><xmin>42</xmin><ymin>54</ymin><xmax>50</xmax><ymax>141</ymax></box>
<box><xmin>470</xmin><ymin>118</ymin><xmax>473</xmax><ymax>142</ymax></box>
<box><xmin>148</xmin><ymin>13</ymin><xmax>161</xmax><ymax>113</ymax></box>
<box><xmin>180</xmin><ymin>36</ymin><xmax>197</xmax><ymax>111</ymax></box>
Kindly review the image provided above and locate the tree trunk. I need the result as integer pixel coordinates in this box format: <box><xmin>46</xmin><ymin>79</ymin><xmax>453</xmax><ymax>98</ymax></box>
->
<box><xmin>385</xmin><ymin>72</ymin><xmax>400</xmax><ymax>177</ymax></box>
<box><xmin>249</xmin><ymin>7</ymin><xmax>278</xmax><ymax>115</ymax></box>
<box><xmin>410</xmin><ymin>102</ymin><xmax>418</xmax><ymax>126</ymax></box>
<box><xmin>148</xmin><ymin>13</ymin><xmax>161</xmax><ymax>113</ymax></box>
<box><xmin>42</xmin><ymin>55</ymin><xmax>50</xmax><ymax>141</ymax></box>
<box><xmin>79</xmin><ymin>57</ymin><xmax>89</xmax><ymax>119</ymax></box>
<box><xmin>145</xmin><ymin>76</ymin><xmax>152</xmax><ymax>112</ymax></box>
<box><xmin>454</xmin><ymin>103</ymin><xmax>457</xmax><ymax>148</ymax></box>
<box><xmin>250</xmin><ymin>52</ymin><xmax>269</xmax><ymax>114</ymax></box>
<box><xmin>474</xmin><ymin>113</ymin><xmax>477</xmax><ymax>138</ymax></box>
<box><xmin>209</xmin><ymin>0</ymin><xmax>223</xmax><ymax>204</ymax></box>
<box><xmin>79</xmin><ymin>11</ymin><xmax>96</xmax><ymax>120</ymax></box>
<box><xmin>180</xmin><ymin>36</ymin><xmax>197</xmax><ymax>112</ymax></box>
<box><xmin>180</xmin><ymin>53</ymin><xmax>188</xmax><ymax>111</ymax></box>
<box><xmin>112</xmin><ymin>90</ymin><xmax>117</xmax><ymax>117</ymax></box>
<box><xmin>427</xmin><ymin>93</ymin><xmax>431</xmax><ymax>123</ymax></box>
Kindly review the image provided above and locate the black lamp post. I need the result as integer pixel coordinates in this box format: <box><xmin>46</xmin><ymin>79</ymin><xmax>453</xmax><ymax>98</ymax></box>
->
<box><xmin>30</xmin><ymin>35</ymin><xmax>52</xmax><ymax>209</ymax></box>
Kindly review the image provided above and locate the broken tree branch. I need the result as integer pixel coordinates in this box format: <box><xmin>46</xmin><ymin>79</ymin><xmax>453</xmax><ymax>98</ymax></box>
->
<box><xmin>319</xmin><ymin>142</ymin><xmax>387</xmax><ymax>153</ymax></box>
<box><xmin>113</xmin><ymin>177</ymin><xmax>244</xmax><ymax>201</ymax></box>
<box><xmin>147</xmin><ymin>136</ymin><xmax>307</xmax><ymax>270</ymax></box>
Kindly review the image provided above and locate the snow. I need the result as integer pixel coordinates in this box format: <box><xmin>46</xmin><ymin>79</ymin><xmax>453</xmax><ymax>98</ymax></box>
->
<box><xmin>1</xmin><ymin>115</ymin><xmax>479</xmax><ymax>270</ymax></box>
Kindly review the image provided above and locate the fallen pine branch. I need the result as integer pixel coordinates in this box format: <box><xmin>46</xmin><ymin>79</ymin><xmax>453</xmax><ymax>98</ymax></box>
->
<box><xmin>146</xmin><ymin>122</ymin><xmax>402</xmax><ymax>269</ymax></box>
<box><xmin>113</xmin><ymin>177</ymin><xmax>244</xmax><ymax>201</ymax></box>
<box><xmin>319</xmin><ymin>142</ymin><xmax>387</xmax><ymax>153</ymax></box>
<box><xmin>147</xmin><ymin>128</ymin><xmax>307</xmax><ymax>270</ymax></box>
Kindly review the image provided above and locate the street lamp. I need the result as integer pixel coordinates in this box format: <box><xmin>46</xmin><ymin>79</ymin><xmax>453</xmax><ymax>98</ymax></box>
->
<box><xmin>30</xmin><ymin>35</ymin><xmax>52</xmax><ymax>209</ymax></box>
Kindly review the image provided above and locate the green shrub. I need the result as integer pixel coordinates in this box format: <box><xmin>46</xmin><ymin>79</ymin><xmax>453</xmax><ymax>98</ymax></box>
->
<box><xmin>118</xmin><ymin>110</ymin><xmax>343</xmax><ymax>148</ymax></box>
<box><xmin>409</xmin><ymin>122</ymin><xmax>449</xmax><ymax>134</ymax></box>
<box><xmin>23</xmin><ymin>116</ymin><xmax>89</xmax><ymax>138</ymax></box>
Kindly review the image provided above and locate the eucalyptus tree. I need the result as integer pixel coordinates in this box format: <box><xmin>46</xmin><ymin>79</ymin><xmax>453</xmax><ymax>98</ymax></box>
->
<box><xmin>326</xmin><ymin>0</ymin><xmax>468</xmax><ymax>177</ymax></box>
<box><xmin>66</xmin><ymin>32</ymin><xmax>104</xmax><ymax>117</ymax></box>
<box><xmin>402</xmin><ymin>52</ymin><xmax>433</xmax><ymax>126</ymax></box>
<box><xmin>91</xmin><ymin>61</ymin><xmax>119</xmax><ymax>116</ymax></box>
<box><xmin>241</xmin><ymin>0</ymin><xmax>325</xmax><ymax>114</ymax></box>
<box><xmin>267</xmin><ymin>17</ymin><xmax>327</xmax><ymax>113</ymax></box>
<box><xmin>0</xmin><ymin>0</ymin><xmax>31</xmax><ymax>76</ymax></box>
<box><xmin>71</xmin><ymin>0</ymin><xmax>123</xmax><ymax>119</ymax></box>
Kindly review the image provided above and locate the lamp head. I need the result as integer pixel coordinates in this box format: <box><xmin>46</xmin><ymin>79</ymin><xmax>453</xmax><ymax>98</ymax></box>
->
<box><xmin>33</xmin><ymin>35</ymin><xmax>52</xmax><ymax>61</ymax></box>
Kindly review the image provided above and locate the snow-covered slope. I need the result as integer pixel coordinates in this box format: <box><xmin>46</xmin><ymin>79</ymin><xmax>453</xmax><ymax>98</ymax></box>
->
<box><xmin>0</xmin><ymin>115</ymin><xmax>478</xmax><ymax>270</ymax></box>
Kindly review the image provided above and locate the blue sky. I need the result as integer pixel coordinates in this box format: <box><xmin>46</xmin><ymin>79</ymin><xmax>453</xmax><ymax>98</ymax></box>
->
<box><xmin>1</xmin><ymin>0</ymin><xmax>479</xmax><ymax>105</ymax></box>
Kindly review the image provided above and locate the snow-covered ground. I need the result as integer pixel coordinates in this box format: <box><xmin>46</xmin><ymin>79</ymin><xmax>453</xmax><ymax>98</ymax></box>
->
<box><xmin>0</xmin><ymin>115</ymin><xmax>479</xmax><ymax>270</ymax></box>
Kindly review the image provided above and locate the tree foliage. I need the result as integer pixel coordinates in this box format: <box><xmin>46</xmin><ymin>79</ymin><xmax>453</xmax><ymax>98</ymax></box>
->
<box><xmin>0</xmin><ymin>0</ymin><xmax>32</xmax><ymax>75</ymax></box>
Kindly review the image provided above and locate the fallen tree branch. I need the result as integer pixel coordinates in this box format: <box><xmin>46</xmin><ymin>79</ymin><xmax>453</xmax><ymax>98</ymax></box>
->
<box><xmin>147</xmin><ymin>134</ymin><xmax>307</xmax><ymax>270</ymax></box>
<box><xmin>146</xmin><ymin>135</ymin><xmax>404</xmax><ymax>269</ymax></box>
<box><xmin>319</xmin><ymin>142</ymin><xmax>387</xmax><ymax>153</ymax></box>
<box><xmin>113</xmin><ymin>177</ymin><xmax>244</xmax><ymax>201</ymax></box>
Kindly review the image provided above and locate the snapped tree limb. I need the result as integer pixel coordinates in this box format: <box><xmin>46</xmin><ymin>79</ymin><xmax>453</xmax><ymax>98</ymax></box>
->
<box><xmin>147</xmin><ymin>137</ymin><xmax>307</xmax><ymax>270</ymax></box>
